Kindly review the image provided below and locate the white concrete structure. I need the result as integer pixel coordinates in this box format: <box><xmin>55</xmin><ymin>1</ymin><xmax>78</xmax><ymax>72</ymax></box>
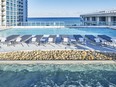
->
<box><xmin>81</xmin><ymin>10</ymin><xmax>116</xmax><ymax>26</ymax></box>
<box><xmin>13</xmin><ymin>26</ymin><xmax>65</xmax><ymax>28</ymax></box>
<box><xmin>0</xmin><ymin>0</ymin><xmax>28</xmax><ymax>26</ymax></box>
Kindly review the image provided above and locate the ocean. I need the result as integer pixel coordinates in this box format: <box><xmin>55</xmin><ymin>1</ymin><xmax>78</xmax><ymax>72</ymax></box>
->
<box><xmin>28</xmin><ymin>17</ymin><xmax>81</xmax><ymax>25</ymax></box>
<box><xmin>0</xmin><ymin>63</ymin><xmax>116</xmax><ymax>87</ymax></box>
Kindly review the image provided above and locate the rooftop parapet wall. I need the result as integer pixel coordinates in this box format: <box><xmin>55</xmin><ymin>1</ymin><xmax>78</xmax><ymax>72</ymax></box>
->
<box><xmin>12</xmin><ymin>26</ymin><xmax>65</xmax><ymax>28</ymax></box>
<box><xmin>81</xmin><ymin>10</ymin><xmax>116</xmax><ymax>17</ymax></box>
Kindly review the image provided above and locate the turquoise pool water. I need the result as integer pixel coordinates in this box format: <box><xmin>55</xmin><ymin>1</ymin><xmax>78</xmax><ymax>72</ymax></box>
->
<box><xmin>0</xmin><ymin>27</ymin><xmax>116</xmax><ymax>37</ymax></box>
<box><xmin>0</xmin><ymin>63</ymin><xmax>116</xmax><ymax>87</ymax></box>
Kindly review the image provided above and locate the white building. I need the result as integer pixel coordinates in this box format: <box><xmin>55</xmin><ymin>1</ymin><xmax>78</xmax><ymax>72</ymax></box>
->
<box><xmin>0</xmin><ymin>0</ymin><xmax>28</xmax><ymax>26</ymax></box>
<box><xmin>80</xmin><ymin>10</ymin><xmax>116</xmax><ymax>26</ymax></box>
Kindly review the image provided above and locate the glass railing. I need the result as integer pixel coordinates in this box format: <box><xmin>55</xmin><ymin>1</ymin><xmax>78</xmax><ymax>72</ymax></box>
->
<box><xmin>82</xmin><ymin>21</ymin><xmax>116</xmax><ymax>26</ymax></box>
<box><xmin>18</xmin><ymin>21</ymin><xmax>83</xmax><ymax>27</ymax></box>
<box><xmin>5</xmin><ymin>21</ymin><xmax>116</xmax><ymax>26</ymax></box>
<box><xmin>6</xmin><ymin>21</ymin><xmax>65</xmax><ymax>26</ymax></box>
<box><xmin>18</xmin><ymin>21</ymin><xmax>65</xmax><ymax>26</ymax></box>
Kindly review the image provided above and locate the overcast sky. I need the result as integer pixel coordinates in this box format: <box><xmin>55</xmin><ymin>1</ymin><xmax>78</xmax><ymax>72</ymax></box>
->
<box><xmin>28</xmin><ymin>0</ymin><xmax>116</xmax><ymax>17</ymax></box>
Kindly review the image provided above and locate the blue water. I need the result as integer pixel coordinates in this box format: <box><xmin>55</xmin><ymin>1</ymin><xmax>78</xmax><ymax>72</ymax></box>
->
<box><xmin>28</xmin><ymin>17</ymin><xmax>80</xmax><ymax>22</ymax></box>
<box><xmin>0</xmin><ymin>17</ymin><xmax>116</xmax><ymax>87</ymax></box>
<box><xmin>1</xmin><ymin>17</ymin><xmax>115</xmax><ymax>37</ymax></box>
<box><xmin>0</xmin><ymin>63</ymin><xmax>116</xmax><ymax>87</ymax></box>
<box><xmin>28</xmin><ymin>17</ymin><xmax>81</xmax><ymax>25</ymax></box>
<box><xmin>0</xmin><ymin>28</ymin><xmax>116</xmax><ymax>37</ymax></box>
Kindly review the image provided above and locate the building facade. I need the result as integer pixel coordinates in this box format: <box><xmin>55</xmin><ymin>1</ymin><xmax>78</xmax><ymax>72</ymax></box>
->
<box><xmin>80</xmin><ymin>10</ymin><xmax>116</xmax><ymax>26</ymax></box>
<box><xmin>0</xmin><ymin>0</ymin><xmax>27</xmax><ymax>26</ymax></box>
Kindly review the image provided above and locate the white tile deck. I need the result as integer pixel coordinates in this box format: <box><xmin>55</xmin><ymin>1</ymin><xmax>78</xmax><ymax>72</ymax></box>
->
<box><xmin>0</xmin><ymin>43</ymin><xmax>78</xmax><ymax>52</ymax></box>
<box><xmin>0</xmin><ymin>42</ymin><xmax>116</xmax><ymax>53</ymax></box>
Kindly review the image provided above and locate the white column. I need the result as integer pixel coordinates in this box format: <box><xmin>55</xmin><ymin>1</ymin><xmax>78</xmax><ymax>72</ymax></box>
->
<box><xmin>90</xmin><ymin>17</ymin><xmax>92</xmax><ymax>21</ymax></box>
<box><xmin>81</xmin><ymin>17</ymin><xmax>85</xmax><ymax>26</ymax></box>
<box><xmin>107</xmin><ymin>16</ymin><xmax>111</xmax><ymax>26</ymax></box>
<box><xmin>96</xmin><ymin>17</ymin><xmax>99</xmax><ymax>25</ymax></box>
<box><xmin>90</xmin><ymin>17</ymin><xmax>92</xmax><ymax>25</ymax></box>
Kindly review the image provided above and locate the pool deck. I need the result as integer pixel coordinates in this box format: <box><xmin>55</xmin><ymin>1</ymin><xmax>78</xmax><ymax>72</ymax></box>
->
<box><xmin>13</xmin><ymin>26</ymin><xmax>109</xmax><ymax>29</ymax></box>
<box><xmin>67</xmin><ymin>26</ymin><xmax>116</xmax><ymax>29</ymax></box>
<box><xmin>0</xmin><ymin>60</ymin><xmax>115</xmax><ymax>64</ymax></box>
<box><xmin>0</xmin><ymin>42</ymin><xmax>116</xmax><ymax>53</ymax></box>
<box><xmin>0</xmin><ymin>26</ymin><xmax>116</xmax><ymax>30</ymax></box>
<box><xmin>13</xmin><ymin>26</ymin><xmax>116</xmax><ymax>30</ymax></box>
<box><xmin>0</xmin><ymin>43</ymin><xmax>85</xmax><ymax>52</ymax></box>
<box><xmin>4</xmin><ymin>26</ymin><xmax>65</xmax><ymax>29</ymax></box>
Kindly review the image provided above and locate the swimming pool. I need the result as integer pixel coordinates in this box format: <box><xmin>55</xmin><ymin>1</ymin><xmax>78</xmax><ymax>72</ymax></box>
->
<box><xmin>0</xmin><ymin>27</ymin><xmax>116</xmax><ymax>37</ymax></box>
<box><xmin>0</xmin><ymin>63</ymin><xmax>116</xmax><ymax>87</ymax></box>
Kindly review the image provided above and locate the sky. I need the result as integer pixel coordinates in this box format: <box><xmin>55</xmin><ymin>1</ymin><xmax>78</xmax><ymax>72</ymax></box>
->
<box><xmin>28</xmin><ymin>0</ymin><xmax>116</xmax><ymax>17</ymax></box>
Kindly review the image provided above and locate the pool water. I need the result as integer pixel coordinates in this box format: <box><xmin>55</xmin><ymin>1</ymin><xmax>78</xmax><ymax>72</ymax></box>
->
<box><xmin>0</xmin><ymin>63</ymin><xmax>116</xmax><ymax>87</ymax></box>
<box><xmin>0</xmin><ymin>27</ymin><xmax>116</xmax><ymax>37</ymax></box>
